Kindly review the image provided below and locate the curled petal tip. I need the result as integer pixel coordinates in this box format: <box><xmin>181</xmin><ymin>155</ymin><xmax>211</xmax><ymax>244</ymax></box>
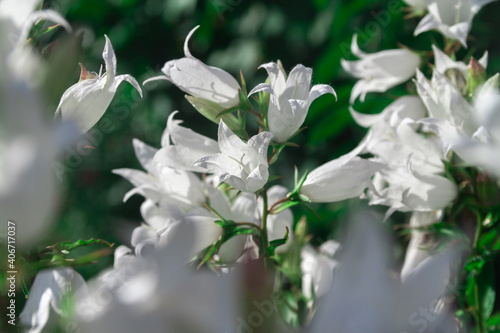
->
<box><xmin>184</xmin><ymin>25</ymin><xmax>201</xmax><ymax>58</ymax></box>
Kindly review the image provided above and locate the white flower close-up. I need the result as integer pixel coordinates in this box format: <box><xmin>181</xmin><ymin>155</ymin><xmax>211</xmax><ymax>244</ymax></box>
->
<box><xmin>55</xmin><ymin>35</ymin><xmax>143</xmax><ymax>133</ymax></box>
<box><xmin>248</xmin><ymin>62</ymin><xmax>336</xmax><ymax>143</ymax></box>
<box><xmin>341</xmin><ymin>34</ymin><xmax>420</xmax><ymax>103</ymax></box>
<box><xmin>144</xmin><ymin>25</ymin><xmax>241</xmax><ymax>108</ymax></box>
<box><xmin>194</xmin><ymin>121</ymin><xmax>273</xmax><ymax>193</ymax></box>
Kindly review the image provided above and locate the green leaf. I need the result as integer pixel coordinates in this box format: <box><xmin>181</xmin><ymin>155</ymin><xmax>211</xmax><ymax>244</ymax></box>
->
<box><xmin>259</xmin><ymin>89</ymin><xmax>270</xmax><ymax>126</ymax></box>
<box><xmin>185</xmin><ymin>95</ymin><xmax>245</xmax><ymax>137</ymax></box>
<box><xmin>198</xmin><ymin>239</ymin><xmax>221</xmax><ymax>268</ymax></box>
<box><xmin>198</xmin><ymin>220</ymin><xmax>261</xmax><ymax>267</ymax></box>
<box><xmin>287</xmin><ymin>168</ymin><xmax>309</xmax><ymax>201</ymax></box>
<box><xmin>50</xmin><ymin>238</ymin><xmax>114</xmax><ymax>252</ymax></box>
<box><xmin>266</xmin><ymin>227</ymin><xmax>289</xmax><ymax>256</ymax></box>
<box><xmin>466</xmin><ymin>249</ymin><xmax>500</xmax><ymax>272</ymax></box>
<box><xmin>237</xmin><ymin>89</ymin><xmax>252</xmax><ymax>112</ymax></box>
<box><xmin>268</xmin><ymin>144</ymin><xmax>286</xmax><ymax>165</ymax></box>
<box><xmin>488</xmin><ymin>311</ymin><xmax>500</xmax><ymax>327</ymax></box>
<box><xmin>466</xmin><ymin>262</ymin><xmax>496</xmax><ymax>327</ymax></box>
<box><xmin>272</xmin><ymin>200</ymin><xmax>301</xmax><ymax>214</ymax></box>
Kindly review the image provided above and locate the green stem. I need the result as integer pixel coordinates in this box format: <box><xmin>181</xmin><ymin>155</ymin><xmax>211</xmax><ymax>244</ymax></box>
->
<box><xmin>474</xmin><ymin>272</ymin><xmax>485</xmax><ymax>333</ymax></box>
<box><xmin>260</xmin><ymin>188</ymin><xmax>269</xmax><ymax>257</ymax></box>
<box><xmin>472</xmin><ymin>215</ymin><xmax>482</xmax><ymax>255</ymax></box>
<box><xmin>470</xmin><ymin>207</ymin><xmax>484</xmax><ymax>332</ymax></box>
<box><xmin>268</xmin><ymin>196</ymin><xmax>288</xmax><ymax>214</ymax></box>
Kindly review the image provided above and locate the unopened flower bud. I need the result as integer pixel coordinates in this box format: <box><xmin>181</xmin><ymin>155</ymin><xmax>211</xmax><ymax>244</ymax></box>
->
<box><xmin>466</xmin><ymin>57</ymin><xmax>486</xmax><ymax>97</ymax></box>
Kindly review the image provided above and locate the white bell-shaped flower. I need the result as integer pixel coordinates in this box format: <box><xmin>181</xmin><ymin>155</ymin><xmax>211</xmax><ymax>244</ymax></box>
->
<box><xmin>341</xmin><ymin>34</ymin><xmax>420</xmax><ymax>103</ymax></box>
<box><xmin>248</xmin><ymin>62</ymin><xmax>336</xmax><ymax>143</ymax></box>
<box><xmin>194</xmin><ymin>121</ymin><xmax>273</xmax><ymax>193</ymax></box>
<box><xmin>414</xmin><ymin>0</ymin><xmax>496</xmax><ymax>47</ymax></box>
<box><xmin>144</xmin><ymin>26</ymin><xmax>241</xmax><ymax>108</ymax></box>
<box><xmin>55</xmin><ymin>35</ymin><xmax>143</xmax><ymax>133</ymax></box>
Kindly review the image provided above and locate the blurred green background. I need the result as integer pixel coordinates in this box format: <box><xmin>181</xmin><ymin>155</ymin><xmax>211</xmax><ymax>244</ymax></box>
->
<box><xmin>38</xmin><ymin>0</ymin><xmax>500</xmax><ymax>279</ymax></box>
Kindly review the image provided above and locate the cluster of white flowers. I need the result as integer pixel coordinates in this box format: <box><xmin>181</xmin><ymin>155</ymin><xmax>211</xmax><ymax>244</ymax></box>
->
<box><xmin>3</xmin><ymin>0</ymin><xmax>500</xmax><ymax>332</ymax></box>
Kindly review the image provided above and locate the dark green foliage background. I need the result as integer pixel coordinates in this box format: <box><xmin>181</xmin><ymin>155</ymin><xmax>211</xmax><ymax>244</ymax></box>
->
<box><xmin>39</xmin><ymin>0</ymin><xmax>500</xmax><ymax>279</ymax></box>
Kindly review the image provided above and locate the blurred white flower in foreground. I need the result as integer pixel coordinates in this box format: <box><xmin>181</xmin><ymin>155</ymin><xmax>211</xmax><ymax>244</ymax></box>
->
<box><xmin>0</xmin><ymin>0</ymin><xmax>71</xmax><ymax>81</ymax></box>
<box><xmin>194</xmin><ymin>121</ymin><xmax>273</xmax><ymax>193</ymax></box>
<box><xmin>55</xmin><ymin>35</ymin><xmax>143</xmax><ymax>133</ymax></box>
<box><xmin>341</xmin><ymin>34</ymin><xmax>420</xmax><ymax>103</ymax></box>
<box><xmin>403</xmin><ymin>0</ymin><xmax>428</xmax><ymax>11</ymax></box>
<box><xmin>310</xmin><ymin>212</ymin><xmax>460</xmax><ymax>333</ymax></box>
<box><xmin>144</xmin><ymin>25</ymin><xmax>241</xmax><ymax>108</ymax></box>
<box><xmin>0</xmin><ymin>12</ymin><xmax>78</xmax><ymax>246</ymax></box>
<box><xmin>414</xmin><ymin>0</ymin><xmax>496</xmax><ymax>47</ymax></box>
<box><xmin>73</xmin><ymin>224</ymin><xmax>239</xmax><ymax>333</ymax></box>
<box><xmin>0</xmin><ymin>0</ymin><xmax>71</xmax><ymax>44</ymax></box>
<box><xmin>301</xmin><ymin>240</ymin><xmax>339</xmax><ymax>299</ymax></box>
<box><xmin>20</xmin><ymin>267</ymin><xmax>87</xmax><ymax>333</ymax></box>
<box><xmin>248</xmin><ymin>62</ymin><xmax>336</xmax><ymax>143</ymax></box>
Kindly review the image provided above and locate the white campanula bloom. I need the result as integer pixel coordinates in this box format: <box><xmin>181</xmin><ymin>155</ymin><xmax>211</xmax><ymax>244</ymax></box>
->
<box><xmin>455</xmin><ymin>82</ymin><xmax>500</xmax><ymax>177</ymax></box>
<box><xmin>415</xmin><ymin>65</ymin><xmax>498</xmax><ymax>168</ymax></box>
<box><xmin>153</xmin><ymin>111</ymin><xmax>219</xmax><ymax>172</ymax></box>
<box><xmin>144</xmin><ymin>25</ymin><xmax>241</xmax><ymax>108</ymax></box>
<box><xmin>415</xmin><ymin>68</ymin><xmax>477</xmax><ymax>135</ymax></box>
<box><xmin>113</xmin><ymin>138</ymin><xmax>207</xmax><ymax>209</ymax></box>
<box><xmin>425</xmin><ymin>78</ymin><xmax>500</xmax><ymax>178</ymax></box>
<box><xmin>348</xmin><ymin>96</ymin><xmax>454</xmax><ymax>215</ymax></box>
<box><xmin>349</xmin><ymin>96</ymin><xmax>427</xmax><ymax>130</ymax></box>
<box><xmin>370</xmin><ymin>161</ymin><xmax>457</xmax><ymax>217</ymax></box>
<box><xmin>341</xmin><ymin>34</ymin><xmax>420</xmax><ymax>103</ymax></box>
<box><xmin>55</xmin><ymin>35</ymin><xmax>143</xmax><ymax>133</ymax></box>
<box><xmin>414</xmin><ymin>0</ymin><xmax>496</xmax><ymax>47</ymax></box>
<box><xmin>248</xmin><ymin>62</ymin><xmax>336</xmax><ymax>143</ymax></box>
<box><xmin>350</xmin><ymin>96</ymin><xmax>444</xmax><ymax>175</ymax></box>
<box><xmin>300</xmin><ymin>136</ymin><xmax>384</xmax><ymax>203</ymax></box>
<box><xmin>432</xmin><ymin>44</ymin><xmax>487</xmax><ymax>79</ymax></box>
<box><xmin>20</xmin><ymin>267</ymin><xmax>87</xmax><ymax>333</ymax></box>
<box><xmin>194</xmin><ymin>121</ymin><xmax>273</xmax><ymax>193</ymax></box>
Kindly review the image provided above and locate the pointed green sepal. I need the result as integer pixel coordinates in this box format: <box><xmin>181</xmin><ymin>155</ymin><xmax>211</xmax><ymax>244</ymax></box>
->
<box><xmin>271</xmin><ymin>200</ymin><xmax>301</xmax><ymax>215</ymax></box>
<box><xmin>268</xmin><ymin>144</ymin><xmax>286</xmax><ymax>165</ymax></box>
<box><xmin>240</xmin><ymin>70</ymin><xmax>248</xmax><ymax>96</ymax></box>
<box><xmin>185</xmin><ymin>95</ymin><xmax>243</xmax><ymax>132</ymax></box>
